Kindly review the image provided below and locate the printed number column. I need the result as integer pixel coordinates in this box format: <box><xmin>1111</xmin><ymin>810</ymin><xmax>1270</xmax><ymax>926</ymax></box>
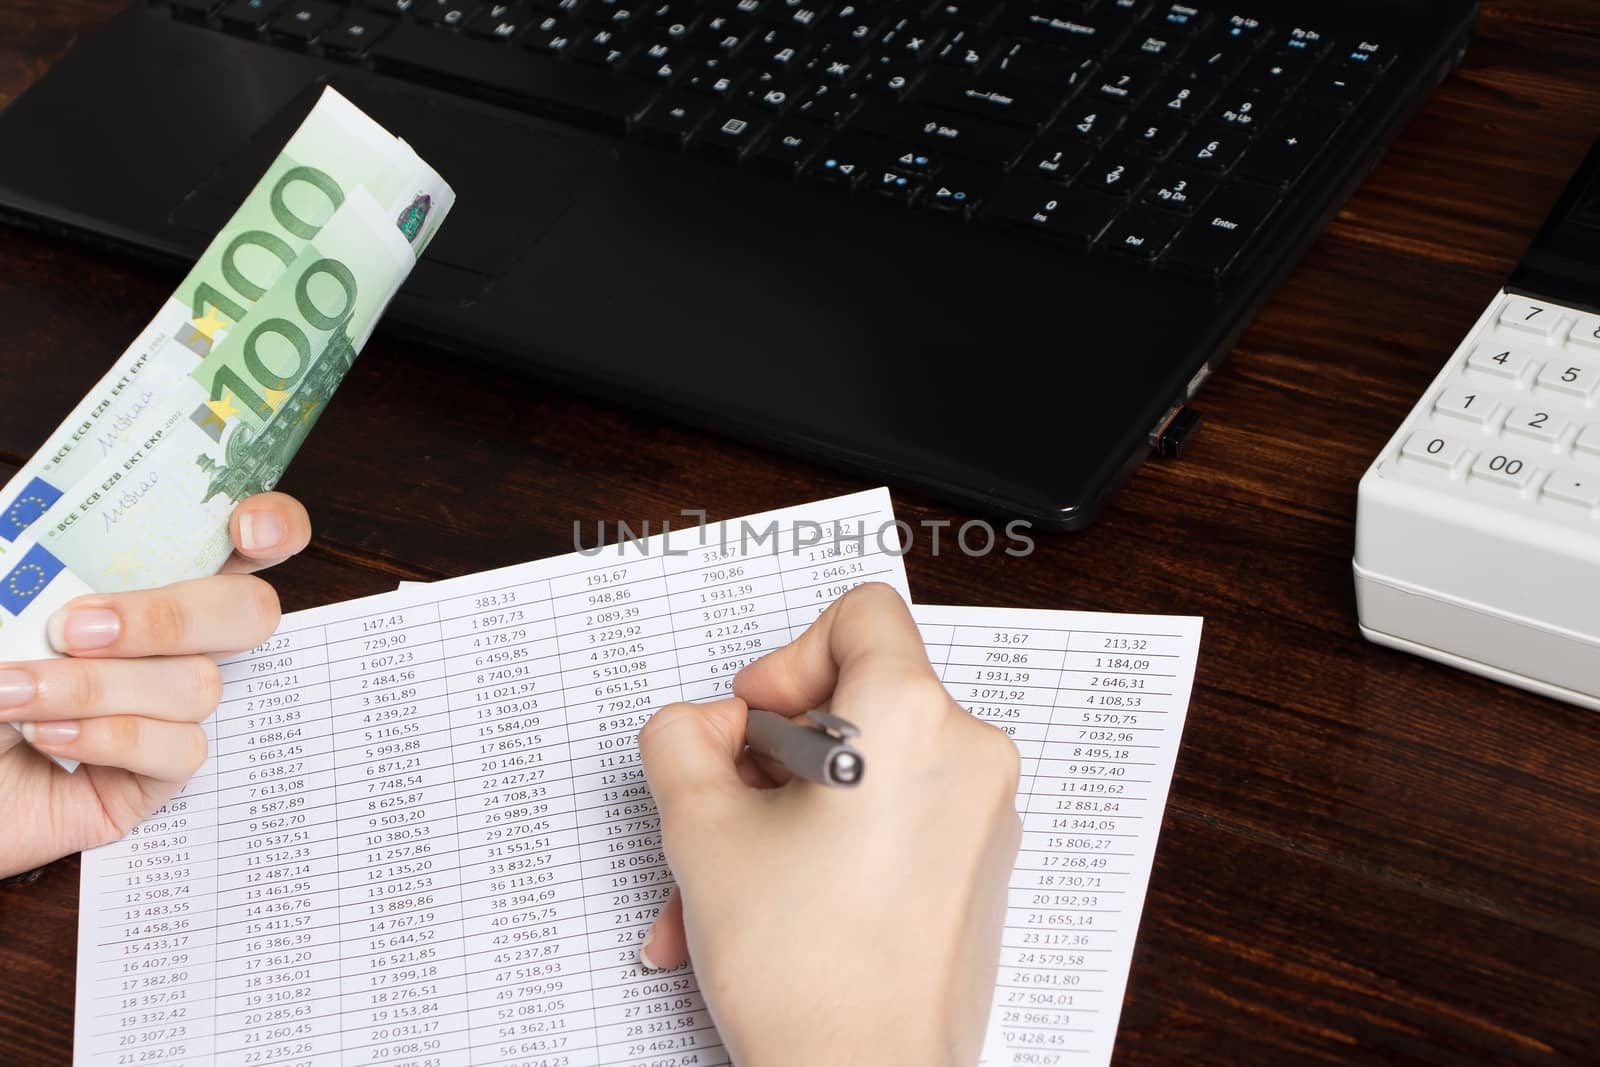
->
<box><xmin>85</xmin><ymin>725</ymin><xmax>222</xmax><ymax>1065</ymax></box>
<box><xmin>439</xmin><ymin>582</ymin><xmax>592</xmax><ymax>1065</ymax></box>
<box><xmin>330</xmin><ymin>605</ymin><xmax>470</xmax><ymax>1066</ymax></box>
<box><xmin>211</xmin><ymin>624</ymin><xmax>343</xmax><ymax>1064</ymax></box>
<box><xmin>553</xmin><ymin>554</ymin><xmax>696</xmax><ymax>1065</ymax></box>
<box><xmin>1045</xmin><ymin>626</ymin><xmax>1187</xmax><ymax>1066</ymax></box>
<box><xmin>950</xmin><ymin>623</ymin><xmax>1081</xmax><ymax>1067</ymax></box>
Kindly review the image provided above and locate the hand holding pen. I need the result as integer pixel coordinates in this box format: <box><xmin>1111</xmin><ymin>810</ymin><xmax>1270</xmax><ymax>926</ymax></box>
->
<box><xmin>635</xmin><ymin>583</ymin><xmax>1024</xmax><ymax>1067</ymax></box>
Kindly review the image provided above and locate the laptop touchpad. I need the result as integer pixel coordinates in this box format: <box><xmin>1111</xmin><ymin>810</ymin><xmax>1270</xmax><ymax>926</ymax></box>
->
<box><xmin>170</xmin><ymin>78</ymin><xmax>606</xmax><ymax>305</ymax></box>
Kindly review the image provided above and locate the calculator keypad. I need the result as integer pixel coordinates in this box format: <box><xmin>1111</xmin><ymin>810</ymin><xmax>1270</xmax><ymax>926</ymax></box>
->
<box><xmin>1389</xmin><ymin>291</ymin><xmax>1600</xmax><ymax>519</ymax></box>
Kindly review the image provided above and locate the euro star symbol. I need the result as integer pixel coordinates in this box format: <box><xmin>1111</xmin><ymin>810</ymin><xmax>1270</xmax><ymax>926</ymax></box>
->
<box><xmin>102</xmin><ymin>549</ymin><xmax>140</xmax><ymax>584</ymax></box>
<box><xmin>296</xmin><ymin>396</ymin><xmax>322</xmax><ymax>427</ymax></box>
<box><xmin>204</xmin><ymin>391</ymin><xmax>241</xmax><ymax>429</ymax></box>
<box><xmin>191</xmin><ymin>306</ymin><xmax>228</xmax><ymax>341</ymax></box>
<box><xmin>263</xmin><ymin>386</ymin><xmax>291</xmax><ymax>412</ymax></box>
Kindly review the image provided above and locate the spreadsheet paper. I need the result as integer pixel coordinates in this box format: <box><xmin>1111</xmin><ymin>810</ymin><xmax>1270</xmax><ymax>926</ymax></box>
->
<box><xmin>75</xmin><ymin>489</ymin><xmax>1203</xmax><ymax>1067</ymax></box>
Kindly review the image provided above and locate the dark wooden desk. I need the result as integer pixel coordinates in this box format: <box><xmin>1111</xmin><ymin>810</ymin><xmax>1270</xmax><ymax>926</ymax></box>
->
<box><xmin>2</xmin><ymin>3</ymin><xmax>1598</xmax><ymax>1063</ymax></box>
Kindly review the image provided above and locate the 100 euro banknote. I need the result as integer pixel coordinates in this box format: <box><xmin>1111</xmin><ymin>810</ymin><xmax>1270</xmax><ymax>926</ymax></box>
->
<box><xmin>2</xmin><ymin>90</ymin><xmax>454</xmax><ymax>767</ymax></box>
<box><xmin>0</xmin><ymin>88</ymin><xmax>449</xmax><ymax>557</ymax></box>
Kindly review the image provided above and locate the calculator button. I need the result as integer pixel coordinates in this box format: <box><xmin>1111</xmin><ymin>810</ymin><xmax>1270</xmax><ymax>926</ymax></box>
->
<box><xmin>1498</xmin><ymin>298</ymin><xmax>1563</xmax><ymax>339</ymax></box>
<box><xmin>1503</xmin><ymin>404</ymin><xmax>1570</xmax><ymax>446</ymax></box>
<box><xmin>1575</xmin><ymin>424</ymin><xmax>1600</xmax><ymax>457</ymax></box>
<box><xmin>1542</xmin><ymin>469</ymin><xmax>1600</xmax><ymax>510</ymax></box>
<box><xmin>1400</xmin><ymin>430</ymin><xmax>1467</xmax><ymax>470</ymax></box>
<box><xmin>1465</xmin><ymin>343</ymin><xmax>1535</xmax><ymax>382</ymax></box>
<box><xmin>1469</xmin><ymin>448</ymin><xmax>1538</xmax><ymax>490</ymax></box>
<box><xmin>1568</xmin><ymin>315</ymin><xmax>1600</xmax><ymax>353</ymax></box>
<box><xmin>1432</xmin><ymin>387</ymin><xmax>1500</xmax><ymax>426</ymax></box>
<box><xmin>1535</xmin><ymin>359</ymin><xmax>1600</xmax><ymax>400</ymax></box>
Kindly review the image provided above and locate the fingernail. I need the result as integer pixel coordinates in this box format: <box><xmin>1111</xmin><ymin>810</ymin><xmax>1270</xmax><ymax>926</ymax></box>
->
<box><xmin>238</xmin><ymin>510</ymin><xmax>286</xmax><ymax>553</ymax></box>
<box><xmin>0</xmin><ymin>669</ymin><xmax>35</xmax><ymax>711</ymax></box>
<box><xmin>47</xmin><ymin>607</ymin><xmax>120</xmax><ymax>652</ymax></box>
<box><xmin>638</xmin><ymin>929</ymin><xmax>661</xmax><ymax>971</ymax></box>
<box><xmin>21</xmin><ymin>720</ymin><xmax>79</xmax><ymax>747</ymax></box>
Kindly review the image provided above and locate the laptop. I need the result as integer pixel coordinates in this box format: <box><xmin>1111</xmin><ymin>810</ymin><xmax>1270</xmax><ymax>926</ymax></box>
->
<box><xmin>0</xmin><ymin>0</ymin><xmax>1477</xmax><ymax>529</ymax></box>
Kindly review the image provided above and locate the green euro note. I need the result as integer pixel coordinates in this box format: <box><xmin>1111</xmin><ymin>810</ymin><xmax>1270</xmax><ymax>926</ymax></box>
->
<box><xmin>0</xmin><ymin>88</ymin><xmax>451</xmax><ymax>551</ymax></box>
<box><xmin>0</xmin><ymin>92</ymin><xmax>455</xmax><ymax>769</ymax></box>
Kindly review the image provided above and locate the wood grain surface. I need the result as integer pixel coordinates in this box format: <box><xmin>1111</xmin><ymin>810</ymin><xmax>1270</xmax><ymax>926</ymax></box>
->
<box><xmin>1</xmin><ymin>2</ymin><xmax>1598</xmax><ymax>1064</ymax></box>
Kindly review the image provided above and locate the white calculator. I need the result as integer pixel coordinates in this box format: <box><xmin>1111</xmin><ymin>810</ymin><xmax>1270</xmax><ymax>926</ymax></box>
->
<box><xmin>1355</xmin><ymin>143</ymin><xmax>1600</xmax><ymax>709</ymax></box>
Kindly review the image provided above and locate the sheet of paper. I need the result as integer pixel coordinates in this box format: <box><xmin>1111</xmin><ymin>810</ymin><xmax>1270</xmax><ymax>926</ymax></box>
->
<box><xmin>74</xmin><ymin>491</ymin><xmax>1202</xmax><ymax>1067</ymax></box>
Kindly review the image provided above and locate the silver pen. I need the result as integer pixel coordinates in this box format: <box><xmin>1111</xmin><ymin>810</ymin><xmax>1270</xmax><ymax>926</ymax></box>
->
<box><xmin>745</xmin><ymin>709</ymin><xmax>866</xmax><ymax>787</ymax></box>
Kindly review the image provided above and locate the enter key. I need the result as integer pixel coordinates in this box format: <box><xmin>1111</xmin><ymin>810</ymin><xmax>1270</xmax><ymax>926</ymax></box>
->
<box><xmin>913</xmin><ymin>69</ymin><xmax>1061</xmax><ymax>128</ymax></box>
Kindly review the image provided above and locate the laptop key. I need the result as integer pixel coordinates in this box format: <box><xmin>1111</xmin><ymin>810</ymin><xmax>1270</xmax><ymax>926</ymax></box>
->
<box><xmin>1088</xmin><ymin>58</ymin><xmax>1164</xmax><ymax>107</ymax></box>
<box><xmin>1116</xmin><ymin>108</ymin><xmax>1187</xmax><ymax>158</ymax></box>
<box><xmin>573</xmin><ymin>27</ymin><xmax>639</xmax><ymax>67</ymax></box>
<box><xmin>371</xmin><ymin>24</ymin><xmax>656</xmax><ymax>133</ymax></box>
<box><xmin>751</xmin><ymin>119</ymin><xmax>824</xmax><ymax>175</ymax></box>
<box><xmin>991</xmin><ymin>184</ymin><xmax>1121</xmax><ymax>245</ymax></box>
<box><xmin>873</xmin><ymin>167</ymin><xmax>927</xmax><ymax>205</ymax></box>
<box><xmin>1175</xmin><ymin>126</ymin><xmax>1247</xmax><ymax>171</ymax></box>
<box><xmin>922</xmin><ymin>159</ymin><xmax>992</xmax><ymax>219</ymax></box>
<box><xmin>1142</xmin><ymin>164</ymin><xmax>1213</xmax><ymax>213</ymax></box>
<box><xmin>1020</xmin><ymin>140</ymin><xmax>1094</xmax><ymax>182</ymax></box>
<box><xmin>1340</xmin><ymin>40</ymin><xmax>1394</xmax><ymax>72</ymax></box>
<box><xmin>1007</xmin><ymin>9</ymin><xmax>1126</xmax><ymax>53</ymax></box>
<box><xmin>1277</xmin><ymin>26</ymin><xmax>1331</xmax><ymax>58</ymax></box>
<box><xmin>270</xmin><ymin>2</ymin><xmax>341</xmax><ymax>44</ymax></box>
<box><xmin>852</xmin><ymin>102</ymin><xmax>1031</xmax><ymax>166</ymax></box>
<box><xmin>1208</xmin><ymin>92</ymin><xmax>1276</xmax><ymax>132</ymax></box>
<box><xmin>914</xmin><ymin>71</ymin><xmax>1058</xmax><ymax>129</ymax></box>
<box><xmin>859</xmin><ymin>58</ymin><xmax>924</xmax><ymax>99</ymax></box>
<box><xmin>624</xmin><ymin>41</ymin><xmax>686</xmax><ymax>81</ymax></box>
<box><xmin>1235</xmin><ymin>114</ymin><xmax>1330</xmax><ymax>188</ymax></box>
<box><xmin>985</xmin><ymin>176</ymin><xmax>1075</xmax><ymax>230</ymax></box>
<box><xmin>803</xmin><ymin>132</ymin><xmax>886</xmax><ymax>191</ymax></box>
<box><xmin>683</xmin><ymin>55</ymin><xmax>747</xmax><ymax>96</ymax></box>
<box><xmin>1167</xmin><ymin>180</ymin><xmax>1276</xmax><ymax>277</ymax></box>
<box><xmin>925</xmin><ymin>0</ymin><xmax>1003</xmax><ymax>31</ymax></box>
<box><xmin>1151</xmin><ymin>78</ymin><xmax>1215</xmax><ymax>119</ymax></box>
<box><xmin>411</xmin><ymin>1</ymin><xmax>477</xmax><ymax>28</ymax></box>
<box><xmin>467</xmin><ymin>6</ymin><xmax>529</xmax><ymax>40</ymax></box>
<box><xmin>1055</xmin><ymin>101</ymin><xmax>1128</xmax><ymax>147</ymax></box>
<box><xmin>878</xmin><ymin>17</ymin><xmax>947</xmax><ymax>62</ymax></box>
<box><xmin>1079</xmin><ymin>155</ymin><xmax>1153</xmax><ymax>199</ymax></box>
<box><xmin>1305</xmin><ymin>66</ymin><xmax>1377</xmax><ymax>110</ymax></box>
<box><xmin>321</xmin><ymin>14</ymin><xmax>395</xmax><ymax>57</ymax></box>
<box><xmin>636</xmin><ymin>90</ymin><xmax>714</xmax><ymax>146</ymax></box>
<box><xmin>743</xmin><ymin>73</ymin><xmax>805</xmax><ymax>112</ymax></box>
<box><xmin>1153</xmin><ymin>4</ymin><xmax>1208</xmax><ymax>35</ymax></box>
<box><xmin>219</xmin><ymin>0</ymin><xmax>285</xmax><ymax>34</ymax></box>
<box><xmin>932</xmin><ymin>30</ymin><xmax>993</xmax><ymax>72</ymax></box>
<box><xmin>1104</xmin><ymin>206</ymin><xmax>1184</xmax><ymax>262</ymax></box>
<box><xmin>694</xmin><ymin>108</ymin><xmax>772</xmax><ymax>161</ymax></box>
<box><xmin>524</xmin><ymin>15</ymin><xmax>580</xmax><ymax>54</ymax></box>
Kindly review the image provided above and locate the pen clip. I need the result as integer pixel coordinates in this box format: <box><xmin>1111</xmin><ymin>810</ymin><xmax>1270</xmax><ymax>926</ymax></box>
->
<box><xmin>804</xmin><ymin>709</ymin><xmax>860</xmax><ymax>740</ymax></box>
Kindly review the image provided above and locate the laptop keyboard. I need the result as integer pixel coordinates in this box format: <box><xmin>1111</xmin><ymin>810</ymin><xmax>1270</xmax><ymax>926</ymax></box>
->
<box><xmin>167</xmin><ymin>0</ymin><xmax>1394</xmax><ymax>278</ymax></box>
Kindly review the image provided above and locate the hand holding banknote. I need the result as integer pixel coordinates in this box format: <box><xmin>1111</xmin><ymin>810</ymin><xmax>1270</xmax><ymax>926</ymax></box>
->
<box><xmin>0</xmin><ymin>88</ymin><xmax>454</xmax><ymax>771</ymax></box>
<box><xmin>0</xmin><ymin>493</ymin><xmax>310</xmax><ymax>880</ymax></box>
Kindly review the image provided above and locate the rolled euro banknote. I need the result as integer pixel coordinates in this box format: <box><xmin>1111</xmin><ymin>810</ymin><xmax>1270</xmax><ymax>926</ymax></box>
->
<box><xmin>0</xmin><ymin>87</ymin><xmax>449</xmax><ymax>559</ymax></box>
<box><xmin>3</xmin><ymin>120</ymin><xmax>454</xmax><ymax>768</ymax></box>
